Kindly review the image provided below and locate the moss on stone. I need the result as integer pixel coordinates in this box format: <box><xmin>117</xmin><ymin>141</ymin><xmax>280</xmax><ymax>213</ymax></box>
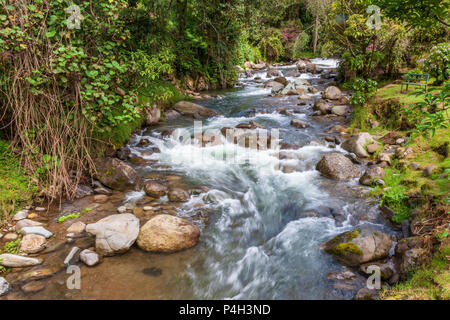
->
<box><xmin>331</xmin><ymin>242</ymin><xmax>363</xmax><ymax>256</ymax></box>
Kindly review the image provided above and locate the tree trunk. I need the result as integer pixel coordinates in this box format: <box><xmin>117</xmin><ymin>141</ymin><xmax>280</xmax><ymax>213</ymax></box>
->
<box><xmin>313</xmin><ymin>16</ymin><xmax>319</xmax><ymax>54</ymax></box>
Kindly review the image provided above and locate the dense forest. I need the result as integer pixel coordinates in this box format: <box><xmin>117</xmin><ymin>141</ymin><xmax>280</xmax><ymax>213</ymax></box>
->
<box><xmin>0</xmin><ymin>0</ymin><xmax>449</xmax><ymax>301</ymax></box>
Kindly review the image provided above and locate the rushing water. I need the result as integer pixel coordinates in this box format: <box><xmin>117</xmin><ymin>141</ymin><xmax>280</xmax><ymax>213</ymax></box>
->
<box><xmin>20</xmin><ymin>60</ymin><xmax>395</xmax><ymax>300</ymax></box>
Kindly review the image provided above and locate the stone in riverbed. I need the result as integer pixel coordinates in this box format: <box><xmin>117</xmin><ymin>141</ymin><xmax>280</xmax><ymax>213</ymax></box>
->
<box><xmin>15</xmin><ymin>264</ymin><xmax>64</xmax><ymax>283</ymax></box>
<box><xmin>0</xmin><ymin>254</ymin><xmax>42</xmax><ymax>267</ymax></box>
<box><xmin>85</xmin><ymin>214</ymin><xmax>139</xmax><ymax>256</ymax></box>
<box><xmin>94</xmin><ymin>157</ymin><xmax>142</xmax><ymax>191</ymax></box>
<box><xmin>13</xmin><ymin>210</ymin><xmax>29</xmax><ymax>221</ymax></box>
<box><xmin>21</xmin><ymin>281</ymin><xmax>46</xmax><ymax>294</ymax></box>
<box><xmin>323</xmin><ymin>86</ymin><xmax>342</xmax><ymax>100</ymax></box>
<box><xmin>0</xmin><ymin>277</ymin><xmax>10</xmax><ymax>296</ymax></box>
<box><xmin>20</xmin><ymin>234</ymin><xmax>47</xmax><ymax>254</ymax></box>
<box><xmin>168</xmin><ymin>188</ymin><xmax>190</xmax><ymax>202</ymax></box>
<box><xmin>144</xmin><ymin>182</ymin><xmax>168</xmax><ymax>198</ymax></box>
<box><xmin>331</xmin><ymin>105</ymin><xmax>348</xmax><ymax>116</ymax></box>
<box><xmin>291</xmin><ymin>119</ymin><xmax>309</xmax><ymax>129</ymax></box>
<box><xmin>316</xmin><ymin>153</ymin><xmax>362</xmax><ymax>181</ymax></box>
<box><xmin>3</xmin><ymin>233</ymin><xmax>18</xmax><ymax>241</ymax></box>
<box><xmin>172</xmin><ymin>101</ymin><xmax>219</xmax><ymax>118</ymax></box>
<box><xmin>313</xmin><ymin>100</ymin><xmax>331</xmax><ymax>115</ymax></box>
<box><xmin>366</xmin><ymin>143</ymin><xmax>380</xmax><ymax>154</ymax></box>
<box><xmin>94</xmin><ymin>194</ymin><xmax>109</xmax><ymax>203</ymax></box>
<box><xmin>21</xmin><ymin>226</ymin><xmax>53</xmax><ymax>238</ymax></box>
<box><xmin>64</xmin><ymin>247</ymin><xmax>81</xmax><ymax>266</ymax></box>
<box><xmin>79</xmin><ymin>249</ymin><xmax>100</xmax><ymax>267</ymax></box>
<box><xmin>137</xmin><ymin>215</ymin><xmax>200</xmax><ymax>253</ymax></box>
<box><xmin>321</xmin><ymin>228</ymin><xmax>392</xmax><ymax>266</ymax></box>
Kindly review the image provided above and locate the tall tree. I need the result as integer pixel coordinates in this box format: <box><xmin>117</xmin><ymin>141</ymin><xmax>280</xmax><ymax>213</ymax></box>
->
<box><xmin>304</xmin><ymin>0</ymin><xmax>332</xmax><ymax>53</ymax></box>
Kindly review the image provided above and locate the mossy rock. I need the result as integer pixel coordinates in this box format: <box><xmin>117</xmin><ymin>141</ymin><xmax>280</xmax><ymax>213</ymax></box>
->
<box><xmin>321</xmin><ymin>228</ymin><xmax>393</xmax><ymax>266</ymax></box>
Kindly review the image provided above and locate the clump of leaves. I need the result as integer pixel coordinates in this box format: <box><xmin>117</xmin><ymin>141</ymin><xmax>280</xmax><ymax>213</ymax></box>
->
<box><xmin>423</xmin><ymin>43</ymin><xmax>450</xmax><ymax>85</ymax></box>
<box><xmin>402</xmin><ymin>82</ymin><xmax>449</xmax><ymax>138</ymax></box>
<box><xmin>350</xmin><ymin>78</ymin><xmax>378</xmax><ymax>106</ymax></box>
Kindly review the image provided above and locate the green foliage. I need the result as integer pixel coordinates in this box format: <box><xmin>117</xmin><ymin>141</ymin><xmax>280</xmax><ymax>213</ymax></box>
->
<box><xmin>402</xmin><ymin>82</ymin><xmax>450</xmax><ymax>138</ymax></box>
<box><xmin>423</xmin><ymin>43</ymin><xmax>450</xmax><ymax>85</ymax></box>
<box><xmin>1</xmin><ymin>237</ymin><xmax>21</xmax><ymax>255</ymax></box>
<box><xmin>58</xmin><ymin>212</ymin><xmax>81</xmax><ymax>223</ymax></box>
<box><xmin>378</xmin><ymin>169</ymin><xmax>411</xmax><ymax>223</ymax></box>
<box><xmin>350</xmin><ymin>78</ymin><xmax>378</xmax><ymax>106</ymax></box>
<box><xmin>292</xmin><ymin>31</ymin><xmax>311</xmax><ymax>58</ymax></box>
<box><xmin>0</xmin><ymin>140</ymin><xmax>36</xmax><ymax>222</ymax></box>
<box><xmin>258</xmin><ymin>28</ymin><xmax>285</xmax><ymax>62</ymax></box>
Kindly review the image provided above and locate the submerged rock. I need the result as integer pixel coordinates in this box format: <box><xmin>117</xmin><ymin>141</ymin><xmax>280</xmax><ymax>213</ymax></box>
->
<box><xmin>86</xmin><ymin>214</ymin><xmax>140</xmax><ymax>256</ymax></box>
<box><xmin>168</xmin><ymin>188</ymin><xmax>190</xmax><ymax>202</ymax></box>
<box><xmin>144</xmin><ymin>182</ymin><xmax>168</xmax><ymax>198</ymax></box>
<box><xmin>79</xmin><ymin>249</ymin><xmax>100</xmax><ymax>267</ymax></box>
<box><xmin>321</xmin><ymin>228</ymin><xmax>392</xmax><ymax>266</ymax></box>
<box><xmin>316</xmin><ymin>153</ymin><xmax>362</xmax><ymax>181</ymax></box>
<box><xmin>137</xmin><ymin>215</ymin><xmax>200</xmax><ymax>253</ymax></box>
<box><xmin>0</xmin><ymin>254</ymin><xmax>42</xmax><ymax>267</ymax></box>
<box><xmin>0</xmin><ymin>277</ymin><xmax>10</xmax><ymax>296</ymax></box>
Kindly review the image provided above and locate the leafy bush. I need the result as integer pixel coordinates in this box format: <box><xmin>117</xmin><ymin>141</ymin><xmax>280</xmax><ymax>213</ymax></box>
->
<box><xmin>423</xmin><ymin>43</ymin><xmax>450</xmax><ymax>85</ymax></box>
<box><xmin>258</xmin><ymin>28</ymin><xmax>285</xmax><ymax>62</ymax></box>
<box><xmin>402</xmin><ymin>82</ymin><xmax>450</xmax><ymax>138</ymax></box>
<box><xmin>292</xmin><ymin>31</ymin><xmax>311</xmax><ymax>58</ymax></box>
<box><xmin>350</xmin><ymin>78</ymin><xmax>378</xmax><ymax>106</ymax></box>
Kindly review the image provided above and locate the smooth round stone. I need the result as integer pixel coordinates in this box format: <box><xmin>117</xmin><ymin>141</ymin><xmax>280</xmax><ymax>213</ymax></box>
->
<box><xmin>3</xmin><ymin>233</ymin><xmax>18</xmax><ymax>241</ymax></box>
<box><xmin>21</xmin><ymin>281</ymin><xmax>46</xmax><ymax>294</ymax></box>
<box><xmin>79</xmin><ymin>249</ymin><xmax>100</xmax><ymax>267</ymax></box>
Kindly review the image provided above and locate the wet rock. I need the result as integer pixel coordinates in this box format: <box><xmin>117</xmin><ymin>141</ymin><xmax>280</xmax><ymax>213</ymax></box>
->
<box><xmin>423</xmin><ymin>165</ymin><xmax>437</xmax><ymax>177</ymax></box>
<box><xmin>360</xmin><ymin>166</ymin><xmax>386</xmax><ymax>186</ymax></box>
<box><xmin>67</xmin><ymin>222</ymin><xmax>86</xmax><ymax>235</ymax></box>
<box><xmin>327</xmin><ymin>268</ymin><xmax>367</xmax><ymax>299</ymax></box>
<box><xmin>94</xmin><ymin>157</ymin><xmax>142</xmax><ymax>191</ymax></box>
<box><xmin>331</xmin><ymin>105</ymin><xmax>348</xmax><ymax>116</ymax></box>
<box><xmin>360</xmin><ymin>262</ymin><xmax>394</xmax><ymax>280</ymax></box>
<box><xmin>117</xmin><ymin>206</ymin><xmax>128</xmax><ymax>214</ymax></box>
<box><xmin>79</xmin><ymin>249</ymin><xmax>100</xmax><ymax>267</ymax></box>
<box><xmin>172</xmin><ymin>101</ymin><xmax>219</xmax><ymax>118</ymax></box>
<box><xmin>341</xmin><ymin>133</ymin><xmax>374</xmax><ymax>158</ymax></box>
<box><xmin>137</xmin><ymin>215</ymin><xmax>200</xmax><ymax>253</ymax></box>
<box><xmin>354</xmin><ymin>288</ymin><xmax>379</xmax><ymax>300</ymax></box>
<box><xmin>138</xmin><ymin>138</ymin><xmax>151</xmax><ymax>147</ymax></box>
<box><xmin>313</xmin><ymin>100</ymin><xmax>331</xmax><ymax>115</ymax></box>
<box><xmin>21</xmin><ymin>281</ymin><xmax>46</xmax><ymax>294</ymax></box>
<box><xmin>168</xmin><ymin>188</ymin><xmax>189</xmax><ymax>202</ymax></box>
<box><xmin>15</xmin><ymin>264</ymin><xmax>64</xmax><ymax>283</ymax></box>
<box><xmin>164</xmin><ymin>110</ymin><xmax>181</xmax><ymax>121</ymax></box>
<box><xmin>0</xmin><ymin>254</ymin><xmax>42</xmax><ymax>267</ymax></box>
<box><xmin>94</xmin><ymin>186</ymin><xmax>112</xmax><ymax>196</ymax></box>
<box><xmin>64</xmin><ymin>247</ymin><xmax>81</xmax><ymax>266</ymax></box>
<box><xmin>146</xmin><ymin>105</ymin><xmax>161</xmax><ymax>125</ymax></box>
<box><xmin>86</xmin><ymin>214</ymin><xmax>139</xmax><ymax>256</ymax></box>
<box><xmin>13</xmin><ymin>210</ymin><xmax>29</xmax><ymax>221</ymax></box>
<box><xmin>266</xmin><ymin>68</ymin><xmax>281</xmax><ymax>77</ymax></box>
<box><xmin>0</xmin><ymin>277</ymin><xmax>10</xmax><ymax>296</ymax></box>
<box><xmin>316</xmin><ymin>153</ymin><xmax>362</xmax><ymax>181</ymax></box>
<box><xmin>75</xmin><ymin>185</ymin><xmax>94</xmax><ymax>199</ymax></box>
<box><xmin>20</xmin><ymin>234</ymin><xmax>46</xmax><ymax>254</ymax></box>
<box><xmin>116</xmin><ymin>147</ymin><xmax>131</xmax><ymax>161</ymax></box>
<box><xmin>321</xmin><ymin>228</ymin><xmax>393</xmax><ymax>266</ymax></box>
<box><xmin>291</xmin><ymin>119</ymin><xmax>309</xmax><ymax>129</ymax></box>
<box><xmin>323</xmin><ymin>86</ymin><xmax>342</xmax><ymax>100</ymax></box>
<box><xmin>21</xmin><ymin>226</ymin><xmax>53</xmax><ymax>238</ymax></box>
<box><xmin>94</xmin><ymin>194</ymin><xmax>109</xmax><ymax>203</ymax></box>
<box><xmin>144</xmin><ymin>182</ymin><xmax>168</xmax><ymax>198</ymax></box>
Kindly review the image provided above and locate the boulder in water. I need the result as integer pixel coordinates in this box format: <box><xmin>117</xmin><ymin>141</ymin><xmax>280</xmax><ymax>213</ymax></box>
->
<box><xmin>321</xmin><ymin>228</ymin><xmax>393</xmax><ymax>266</ymax></box>
<box><xmin>144</xmin><ymin>182</ymin><xmax>168</xmax><ymax>198</ymax></box>
<box><xmin>316</xmin><ymin>153</ymin><xmax>362</xmax><ymax>181</ymax></box>
<box><xmin>86</xmin><ymin>214</ymin><xmax>140</xmax><ymax>256</ymax></box>
<box><xmin>172</xmin><ymin>101</ymin><xmax>219</xmax><ymax>118</ymax></box>
<box><xmin>94</xmin><ymin>157</ymin><xmax>142</xmax><ymax>191</ymax></box>
<box><xmin>323</xmin><ymin>86</ymin><xmax>343</xmax><ymax>100</ymax></box>
<box><xmin>137</xmin><ymin>215</ymin><xmax>200</xmax><ymax>253</ymax></box>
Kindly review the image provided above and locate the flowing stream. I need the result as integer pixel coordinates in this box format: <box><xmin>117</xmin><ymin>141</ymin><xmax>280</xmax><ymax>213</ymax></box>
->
<box><xmin>21</xmin><ymin>59</ymin><xmax>395</xmax><ymax>300</ymax></box>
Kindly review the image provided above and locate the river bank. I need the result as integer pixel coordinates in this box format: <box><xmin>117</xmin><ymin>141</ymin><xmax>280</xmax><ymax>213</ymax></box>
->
<box><xmin>0</xmin><ymin>58</ymin><xmax>447</xmax><ymax>300</ymax></box>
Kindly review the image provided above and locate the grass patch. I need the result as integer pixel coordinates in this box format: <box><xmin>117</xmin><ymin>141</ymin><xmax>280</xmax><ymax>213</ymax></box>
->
<box><xmin>381</xmin><ymin>246</ymin><xmax>450</xmax><ymax>300</ymax></box>
<box><xmin>0</xmin><ymin>140</ymin><xmax>37</xmax><ymax>225</ymax></box>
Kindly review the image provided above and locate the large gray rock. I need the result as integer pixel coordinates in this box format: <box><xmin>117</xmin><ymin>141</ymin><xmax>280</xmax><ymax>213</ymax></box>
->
<box><xmin>321</xmin><ymin>228</ymin><xmax>393</xmax><ymax>266</ymax></box>
<box><xmin>94</xmin><ymin>157</ymin><xmax>142</xmax><ymax>191</ymax></box>
<box><xmin>323</xmin><ymin>86</ymin><xmax>343</xmax><ymax>100</ymax></box>
<box><xmin>13</xmin><ymin>210</ymin><xmax>29</xmax><ymax>221</ymax></box>
<box><xmin>265</xmin><ymin>80</ymin><xmax>285</xmax><ymax>94</ymax></box>
<box><xmin>137</xmin><ymin>215</ymin><xmax>200</xmax><ymax>253</ymax></box>
<box><xmin>172</xmin><ymin>101</ymin><xmax>219</xmax><ymax>118</ymax></box>
<box><xmin>316</xmin><ymin>153</ymin><xmax>362</xmax><ymax>181</ymax></box>
<box><xmin>0</xmin><ymin>254</ymin><xmax>42</xmax><ymax>267</ymax></box>
<box><xmin>341</xmin><ymin>133</ymin><xmax>374</xmax><ymax>158</ymax></box>
<box><xmin>0</xmin><ymin>277</ymin><xmax>10</xmax><ymax>296</ymax></box>
<box><xmin>86</xmin><ymin>214</ymin><xmax>140</xmax><ymax>256</ymax></box>
<box><xmin>14</xmin><ymin>219</ymin><xmax>43</xmax><ymax>231</ymax></box>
